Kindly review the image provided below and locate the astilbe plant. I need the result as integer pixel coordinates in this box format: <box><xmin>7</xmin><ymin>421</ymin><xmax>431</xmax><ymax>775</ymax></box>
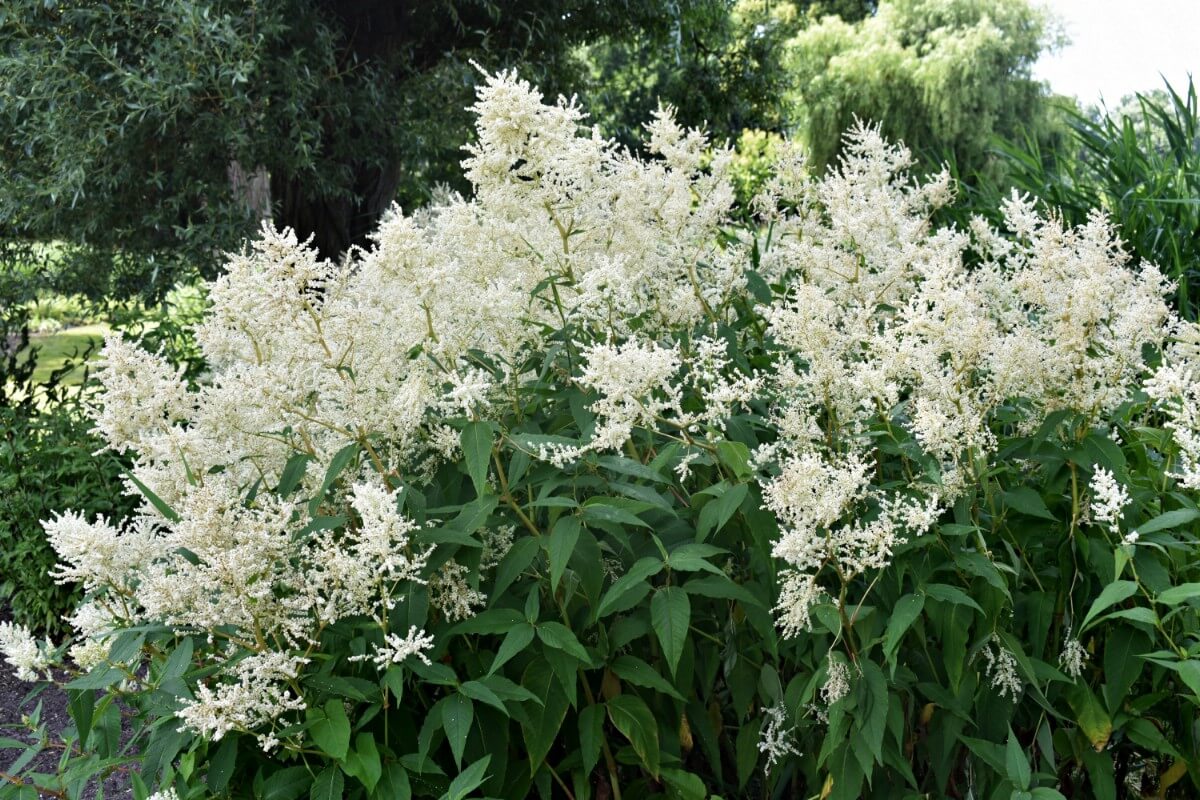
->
<box><xmin>3</xmin><ymin>71</ymin><xmax>1200</xmax><ymax>800</ymax></box>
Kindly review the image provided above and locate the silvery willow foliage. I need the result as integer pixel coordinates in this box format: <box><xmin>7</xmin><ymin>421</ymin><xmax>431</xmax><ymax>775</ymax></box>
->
<box><xmin>4</xmin><ymin>71</ymin><xmax>1200</xmax><ymax>799</ymax></box>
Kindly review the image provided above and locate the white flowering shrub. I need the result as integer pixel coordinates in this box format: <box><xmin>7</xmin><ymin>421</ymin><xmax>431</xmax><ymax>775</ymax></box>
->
<box><xmin>4</xmin><ymin>71</ymin><xmax>1200</xmax><ymax>800</ymax></box>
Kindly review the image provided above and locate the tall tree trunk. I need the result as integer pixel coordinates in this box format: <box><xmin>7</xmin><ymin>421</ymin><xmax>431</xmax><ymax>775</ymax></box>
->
<box><xmin>270</xmin><ymin>0</ymin><xmax>406</xmax><ymax>262</ymax></box>
<box><xmin>270</xmin><ymin>160</ymin><xmax>401</xmax><ymax>263</ymax></box>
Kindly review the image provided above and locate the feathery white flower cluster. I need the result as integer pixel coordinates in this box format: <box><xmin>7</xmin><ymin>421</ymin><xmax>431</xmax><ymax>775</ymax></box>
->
<box><xmin>981</xmin><ymin>636</ymin><xmax>1023</xmax><ymax>701</ymax></box>
<box><xmin>1089</xmin><ymin>467</ymin><xmax>1130</xmax><ymax>534</ymax></box>
<box><xmin>1145</xmin><ymin>323</ymin><xmax>1200</xmax><ymax>490</ymax></box>
<box><xmin>351</xmin><ymin>626</ymin><xmax>436</xmax><ymax>669</ymax></box>
<box><xmin>754</xmin><ymin>126</ymin><xmax>1172</xmax><ymax>635</ymax></box>
<box><xmin>0</xmin><ymin>621</ymin><xmax>51</xmax><ymax>682</ymax></box>
<box><xmin>757</xmin><ymin>702</ymin><xmax>799</xmax><ymax>770</ymax></box>
<box><xmin>1058</xmin><ymin>628</ymin><xmax>1089</xmax><ymax>679</ymax></box>
<box><xmin>429</xmin><ymin>560</ymin><xmax>487</xmax><ymax>623</ymax></box>
<box><xmin>176</xmin><ymin>652</ymin><xmax>308</xmax><ymax>746</ymax></box>
<box><xmin>39</xmin><ymin>477</ymin><xmax>429</xmax><ymax>747</ymax></box>
<box><xmin>821</xmin><ymin>655</ymin><xmax>852</xmax><ymax>708</ymax></box>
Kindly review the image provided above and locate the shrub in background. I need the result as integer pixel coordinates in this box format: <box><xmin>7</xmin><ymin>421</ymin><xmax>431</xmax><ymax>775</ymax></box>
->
<box><xmin>2</xmin><ymin>73</ymin><xmax>1199</xmax><ymax>800</ymax></box>
<box><xmin>0</xmin><ymin>306</ymin><xmax>133</xmax><ymax>634</ymax></box>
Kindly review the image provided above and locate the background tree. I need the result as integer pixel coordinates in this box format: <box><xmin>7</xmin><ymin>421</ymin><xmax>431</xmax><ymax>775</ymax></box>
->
<box><xmin>786</xmin><ymin>0</ymin><xmax>1061</xmax><ymax>175</ymax></box>
<box><xmin>0</xmin><ymin>0</ymin><xmax>695</xmax><ymax>297</ymax></box>
<box><xmin>578</xmin><ymin>0</ymin><xmax>876</xmax><ymax>149</ymax></box>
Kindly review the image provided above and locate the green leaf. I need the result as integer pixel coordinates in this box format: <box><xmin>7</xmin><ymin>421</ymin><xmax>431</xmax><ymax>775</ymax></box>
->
<box><xmin>683</xmin><ymin>574</ymin><xmax>762</xmax><ymax>606</ymax></box>
<box><xmin>734</xmin><ymin>718</ymin><xmax>760</xmax><ymax>789</ymax></box>
<box><xmin>661</xmin><ymin>768</ymin><xmax>706</xmax><ymax>800</ymax></box>
<box><xmin>1002</xmin><ymin>487</ymin><xmax>1056</xmax><ymax>521</ymax></box>
<box><xmin>443</xmin><ymin>755</ymin><xmax>491</xmax><ymax>800</ymax></box>
<box><xmin>1066</xmin><ymin>683</ymin><xmax>1113</xmax><ymax>751</ymax></box>
<box><xmin>489</xmin><ymin>622</ymin><xmax>535</xmax><ymax>675</ymax></box>
<box><xmin>1123</xmin><ymin>718</ymin><xmax>1182</xmax><ymax>758</ymax></box>
<box><xmin>882</xmin><ymin>593</ymin><xmax>923</xmax><ymax>670</ymax></box>
<box><xmin>478</xmin><ymin>674</ymin><xmax>543</xmax><ymax>707</ymax></box>
<box><xmin>107</xmin><ymin>629</ymin><xmax>145</xmax><ymax>663</ymax></box>
<box><xmin>578</xmin><ymin>704</ymin><xmax>605</xmax><ymax>776</ymax></box>
<box><xmin>461</xmin><ymin>421</ymin><xmax>493</xmax><ymax>497</ymax></box>
<box><xmin>1136</xmin><ymin>507</ymin><xmax>1200</xmax><ymax>534</ymax></box>
<box><xmin>443</xmin><ymin>495</ymin><xmax>497</xmax><ymax>538</ymax></box>
<box><xmin>442</xmin><ymin>693</ymin><xmax>473</xmax><ymax>769</ymax></box>
<box><xmin>923</xmin><ymin>584</ymin><xmax>983</xmax><ymax>614</ymax></box>
<box><xmin>667</xmin><ymin>542</ymin><xmax>727</xmax><ymax>574</ymax></box>
<box><xmin>66</xmin><ymin>689</ymin><xmax>94</xmax><ymax>750</ymax></box>
<box><xmin>716</xmin><ymin>440</ymin><xmax>753</xmax><ymax>480</ymax></box>
<box><xmin>548</xmin><ymin>515</ymin><xmax>581</xmax><ymax>591</ymax></box>
<box><xmin>536</xmin><ymin>621</ymin><xmax>591</xmax><ymax>663</ymax></box>
<box><xmin>582</xmin><ymin>500</ymin><xmax>650</xmax><ymax>529</ymax></box>
<box><xmin>124</xmin><ymin>470</ymin><xmax>180</xmax><ymax>522</ymax></box>
<box><xmin>610</xmin><ymin>655</ymin><xmax>685</xmax><ymax>701</ymax></box>
<box><xmin>312</xmin><ymin>442</ymin><xmax>359</xmax><ymax>513</ymax></box>
<box><xmin>1102</xmin><ymin>626</ymin><xmax>1149</xmax><ymax>711</ymax></box>
<box><xmin>341</xmin><ymin>732</ymin><xmax>381</xmax><ymax>792</ymax></box>
<box><xmin>378</xmin><ymin>764</ymin><xmax>412</xmax><ymax>800</ymax></box>
<box><xmin>459</xmin><ymin>680</ymin><xmax>509</xmax><ymax>716</ymax></box>
<box><xmin>597</xmin><ymin>557</ymin><xmax>663</xmax><ymax>618</ymax></box>
<box><xmin>447</xmin><ymin>608</ymin><xmax>524</xmax><ymax>636</ymax></box>
<box><xmin>1155</xmin><ymin>582</ymin><xmax>1200</xmax><ymax>606</ymax></box>
<box><xmin>520</xmin><ymin>660</ymin><xmax>569</xmax><ymax>774</ymax></box>
<box><xmin>1006</xmin><ymin>728</ymin><xmax>1031</xmax><ymax>790</ymax></box>
<box><xmin>651</xmin><ymin>587</ymin><xmax>691</xmax><ymax>676</ymax></box>
<box><xmin>596</xmin><ymin>454</ymin><xmax>668</xmax><ymax>483</ymax></box>
<box><xmin>492</xmin><ymin>536</ymin><xmax>539</xmax><ymax>601</ymax></box>
<box><xmin>1081</xmin><ymin>581</ymin><xmax>1140</xmax><ymax>631</ymax></box>
<box><xmin>206</xmin><ymin>735</ymin><xmax>237</xmax><ymax>792</ymax></box>
<box><xmin>161</xmin><ymin>636</ymin><xmax>194</xmax><ymax>681</ymax></box>
<box><xmin>277</xmin><ymin>452</ymin><xmax>312</xmax><ymax>496</ymax></box>
<box><xmin>859</xmin><ymin>660</ymin><xmax>888</xmax><ymax>764</ymax></box>
<box><xmin>607</xmin><ymin>694</ymin><xmax>660</xmax><ymax>778</ymax></box>
<box><xmin>697</xmin><ymin>482</ymin><xmax>748</xmax><ymax>540</ymax></box>
<box><xmin>309</xmin><ymin>699</ymin><xmax>351</xmax><ymax>761</ymax></box>
<box><xmin>310</xmin><ymin>766</ymin><xmax>344</xmax><ymax>800</ymax></box>
<box><xmin>263</xmin><ymin>767</ymin><xmax>312</xmax><ymax>800</ymax></box>
<box><xmin>1174</xmin><ymin>660</ymin><xmax>1200</xmax><ymax>698</ymax></box>
<box><xmin>826</xmin><ymin>741</ymin><xmax>865</xmax><ymax>800</ymax></box>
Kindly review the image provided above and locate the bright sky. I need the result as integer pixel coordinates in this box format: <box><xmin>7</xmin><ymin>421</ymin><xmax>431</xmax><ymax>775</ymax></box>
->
<box><xmin>1033</xmin><ymin>0</ymin><xmax>1199</xmax><ymax>105</ymax></box>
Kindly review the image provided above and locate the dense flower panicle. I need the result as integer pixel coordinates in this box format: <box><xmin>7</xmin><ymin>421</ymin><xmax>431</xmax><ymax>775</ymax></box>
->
<box><xmin>429</xmin><ymin>560</ymin><xmax>487</xmax><ymax>623</ymax></box>
<box><xmin>1059</xmin><ymin>629</ymin><xmax>1089</xmax><ymax>679</ymax></box>
<box><xmin>176</xmin><ymin>652</ymin><xmax>308</xmax><ymax>746</ymax></box>
<box><xmin>351</xmin><ymin>626</ymin><xmax>436</xmax><ymax>670</ymax></box>
<box><xmin>820</xmin><ymin>655</ymin><xmax>852</xmax><ymax>708</ymax></box>
<box><xmin>32</xmin><ymin>70</ymin><xmax>1189</xmax><ymax>752</ymax></box>
<box><xmin>1144</xmin><ymin>322</ymin><xmax>1200</xmax><ymax>490</ymax></box>
<box><xmin>757</xmin><ymin>702</ymin><xmax>799</xmax><ymax>770</ymax></box>
<box><xmin>982</xmin><ymin>636</ymin><xmax>1023</xmax><ymax>701</ymax></box>
<box><xmin>751</xmin><ymin>126</ymin><xmax>1172</xmax><ymax>630</ymax></box>
<box><xmin>1089</xmin><ymin>467</ymin><xmax>1130</xmax><ymax>533</ymax></box>
<box><xmin>0</xmin><ymin>622</ymin><xmax>51</xmax><ymax>682</ymax></box>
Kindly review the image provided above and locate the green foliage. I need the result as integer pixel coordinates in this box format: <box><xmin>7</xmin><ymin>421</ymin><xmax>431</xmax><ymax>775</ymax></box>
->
<box><xmin>0</xmin><ymin>0</ymin><xmax>704</xmax><ymax>295</ymax></box>
<box><xmin>579</xmin><ymin>0</ymin><xmax>815</xmax><ymax>147</ymax></box>
<box><xmin>728</xmin><ymin>129</ymin><xmax>786</xmax><ymax>210</ymax></box>
<box><xmin>995</xmin><ymin>79</ymin><xmax>1200</xmax><ymax>319</ymax></box>
<box><xmin>0</xmin><ymin>307</ymin><xmax>132</xmax><ymax>634</ymax></box>
<box><xmin>787</xmin><ymin>0</ymin><xmax>1059</xmax><ymax>175</ymax></box>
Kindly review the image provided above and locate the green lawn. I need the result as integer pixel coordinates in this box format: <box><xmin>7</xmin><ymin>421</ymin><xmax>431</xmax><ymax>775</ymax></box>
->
<box><xmin>21</xmin><ymin>324</ymin><xmax>108</xmax><ymax>386</ymax></box>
